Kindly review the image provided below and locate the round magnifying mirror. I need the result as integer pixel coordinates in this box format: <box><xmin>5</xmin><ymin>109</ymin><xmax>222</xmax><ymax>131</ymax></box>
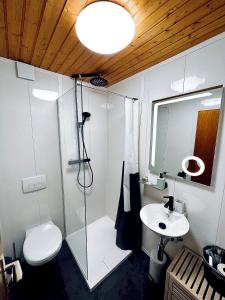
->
<box><xmin>182</xmin><ymin>156</ymin><xmax>205</xmax><ymax>177</ymax></box>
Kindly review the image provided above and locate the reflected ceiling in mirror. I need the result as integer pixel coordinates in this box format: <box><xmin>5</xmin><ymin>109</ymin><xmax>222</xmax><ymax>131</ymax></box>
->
<box><xmin>149</xmin><ymin>86</ymin><xmax>224</xmax><ymax>186</ymax></box>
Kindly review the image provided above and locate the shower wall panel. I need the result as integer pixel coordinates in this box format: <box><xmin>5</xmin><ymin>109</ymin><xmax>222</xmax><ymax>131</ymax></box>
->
<box><xmin>59</xmin><ymin>77</ymin><xmax>108</xmax><ymax>228</ymax></box>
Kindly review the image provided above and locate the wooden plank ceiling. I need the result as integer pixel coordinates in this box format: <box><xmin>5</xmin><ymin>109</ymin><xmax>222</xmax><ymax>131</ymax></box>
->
<box><xmin>1</xmin><ymin>0</ymin><xmax>225</xmax><ymax>86</ymax></box>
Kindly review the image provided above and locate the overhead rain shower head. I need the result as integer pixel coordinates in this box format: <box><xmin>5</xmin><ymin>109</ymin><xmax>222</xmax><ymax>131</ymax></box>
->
<box><xmin>90</xmin><ymin>75</ymin><xmax>108</xmax><ymax>87</ymax></box>
<box><xmin>71</xmin><ymin>73</ymin><xmax>108</xmax><ymax>87</ymax></box>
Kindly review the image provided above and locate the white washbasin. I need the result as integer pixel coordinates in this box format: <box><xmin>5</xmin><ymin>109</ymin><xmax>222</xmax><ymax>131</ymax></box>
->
<box><xmin>140</xmin><ymin>203</ymin><xmax>189</xmax><ymax>238</ymax></box>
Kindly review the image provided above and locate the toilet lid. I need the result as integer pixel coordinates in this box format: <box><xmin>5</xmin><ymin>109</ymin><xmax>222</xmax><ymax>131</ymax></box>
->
<box><xmin>23</xmin><ymin>223</ymin><xmax>62</xmax><ymax>264</ymax></box>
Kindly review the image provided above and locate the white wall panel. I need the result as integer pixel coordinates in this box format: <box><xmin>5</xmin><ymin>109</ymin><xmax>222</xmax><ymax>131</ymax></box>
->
<box><xmin>0</xmin><ymin>58</ymin><xmax>39</xmax><ymax>257</ymax></box>
<box><xmin>108</xmin><ymin>32</ymin><xmax>225</xmax><ymax>257</ymax></box>
<box><xmin>148</xmin><ymin>57</ymin><xmax>185</xmax><ymax>100</ymax></box>
<box><xmin>184</xmin><ymin>38</ymin><xmax>225</xmax><ymax>93</ymax></box>
<box><xmin>29</xmin><ymin>69</ymin><xmax>63</xmax><ymax>233</ymax></box>
<box><xmin>59</xmin><ymin>78</ymin><xmax>108</xmax><ymax>233</ymax></box>
<box><xmin>0</xmin><ymin>58</ymin><xmax>63</xmax><ymax>257</ymax></box>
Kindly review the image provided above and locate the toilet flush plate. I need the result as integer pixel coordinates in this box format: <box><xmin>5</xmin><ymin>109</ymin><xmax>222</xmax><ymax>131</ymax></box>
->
<box><xmin>22</xmin><ymin>175</ymin><xmax>47</xmax><ymax>193</ymax></box>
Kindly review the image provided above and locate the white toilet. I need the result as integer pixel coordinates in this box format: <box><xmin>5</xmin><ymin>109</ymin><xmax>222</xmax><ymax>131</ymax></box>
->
<box><xmin>23</xmin><ymin>221</ymin><xmax>62</xmax><ymax>266</ymax></box>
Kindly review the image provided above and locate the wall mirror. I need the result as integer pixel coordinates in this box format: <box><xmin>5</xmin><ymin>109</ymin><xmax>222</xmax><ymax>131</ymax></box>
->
<box><xmin>149</xmin><ymin>86</ymin><xmax>224</xmax><ymax>186</ymax></box>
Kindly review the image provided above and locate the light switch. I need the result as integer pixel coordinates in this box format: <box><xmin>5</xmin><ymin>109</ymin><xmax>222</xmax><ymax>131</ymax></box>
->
<box><xmin>22</xmin><ymin>175</ymin><xmax>47</xmax><ymax>193</ymax></box>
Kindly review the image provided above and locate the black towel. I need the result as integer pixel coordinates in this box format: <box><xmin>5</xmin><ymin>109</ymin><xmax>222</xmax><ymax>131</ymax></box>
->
<box><xmin>115</xmin><ymin>161</ymin><xmax>142</xmax><ymax>251</ymax></box>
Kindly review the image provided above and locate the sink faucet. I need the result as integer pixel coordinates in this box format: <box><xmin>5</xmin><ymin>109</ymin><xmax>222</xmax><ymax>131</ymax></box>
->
<box><xmin>163</xmin><ymin>196</ymin><xmax>174</xmax><ymax>212</ymax></box>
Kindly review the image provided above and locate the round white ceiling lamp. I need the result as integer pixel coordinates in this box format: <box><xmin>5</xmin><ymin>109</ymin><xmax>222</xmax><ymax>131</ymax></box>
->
<box><xmin>182</xmin><ymin>156</ymin><xmax>205</xmax><ymax>177</ymax></box>
<box><xmin>75</xmin><ymin>1</ymin><xmax>135</xmax><ymax>55</ymax></box>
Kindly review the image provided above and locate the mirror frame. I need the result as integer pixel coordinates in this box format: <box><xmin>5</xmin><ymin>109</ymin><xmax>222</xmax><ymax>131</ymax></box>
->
<box><xmin>149</xmin><ymin>85</ymin><xmax>224</xmax><ymax>187</ymax></box>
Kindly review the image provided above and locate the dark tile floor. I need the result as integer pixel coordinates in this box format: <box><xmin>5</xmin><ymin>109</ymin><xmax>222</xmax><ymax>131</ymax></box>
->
<box><xmin>10</xmin><ymin>241</ymin><xmax>164</xmax><ymax>300</ymax></box>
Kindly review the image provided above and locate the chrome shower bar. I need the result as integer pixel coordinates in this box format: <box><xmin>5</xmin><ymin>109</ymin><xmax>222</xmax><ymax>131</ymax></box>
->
<box><xmin>68</xmin><ymin>158</ymin><xmax>91</xmax><ymax>165</ymax></box>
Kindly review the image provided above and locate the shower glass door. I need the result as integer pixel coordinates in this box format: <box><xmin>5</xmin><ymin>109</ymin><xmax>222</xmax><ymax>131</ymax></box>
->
<box><xmin>57</xmin><ymin>80</ymin><xmax>134</xmax><ymax>289</ymax></box>
<box><xmin>57</xmin><ymin>87</ymin><xmax>88</xmax><ymax>279</ymax></box>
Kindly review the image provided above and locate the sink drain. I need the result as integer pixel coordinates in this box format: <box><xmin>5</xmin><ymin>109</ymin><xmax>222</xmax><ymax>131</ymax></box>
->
<box><xmin>159</xmin><ymin>222</ymin><xmax>166</xmax><ymax>229</ymax></box>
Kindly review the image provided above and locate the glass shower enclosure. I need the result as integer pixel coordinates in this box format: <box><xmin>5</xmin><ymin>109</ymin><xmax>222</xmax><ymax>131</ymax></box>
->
<box><xmin>57</xmin><ymin>80</ymin><xmax>131</xmax><ymax>290</ymax></box>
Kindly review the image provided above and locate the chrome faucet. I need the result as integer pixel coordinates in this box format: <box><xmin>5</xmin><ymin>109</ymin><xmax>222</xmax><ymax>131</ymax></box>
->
<box><xmin>163</xmin><ymin>196</ymin><xmax>174</xmax><ymax>212</ymax></box>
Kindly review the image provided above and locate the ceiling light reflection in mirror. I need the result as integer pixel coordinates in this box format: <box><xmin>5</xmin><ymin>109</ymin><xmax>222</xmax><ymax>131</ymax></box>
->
<box><xmin>201</xmin><ymin>98</ymin><xmax>221</xmax><ymax>107</ymax></box>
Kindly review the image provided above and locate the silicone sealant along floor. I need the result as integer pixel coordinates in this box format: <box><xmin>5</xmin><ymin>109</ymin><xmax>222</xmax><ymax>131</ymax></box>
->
<box><xmin>10</xmin><ymin>241</ymin><xmax>164</xmax><ymax>300</ymax></box>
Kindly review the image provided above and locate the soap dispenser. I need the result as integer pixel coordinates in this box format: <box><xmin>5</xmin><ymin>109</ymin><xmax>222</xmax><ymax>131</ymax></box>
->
<box><xmin>156</xmin><ymin>172</ymin><xmax>167</xmax><ymax>190</ymax></box>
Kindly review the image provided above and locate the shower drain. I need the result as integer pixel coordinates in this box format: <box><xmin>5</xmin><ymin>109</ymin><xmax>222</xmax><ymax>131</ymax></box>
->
<box><xmin>158</xmin><ymin>222</ymin><xmax>166</xmax><ymax>229</ymax></box>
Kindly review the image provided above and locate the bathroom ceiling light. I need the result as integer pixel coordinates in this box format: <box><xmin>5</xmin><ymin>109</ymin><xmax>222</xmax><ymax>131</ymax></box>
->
<box><xmin>75</xmin><ymin>1</ymin><xmax>135</xmax><ymax>54</ymax></box>
<box><xmin>32</xmin><ymin>89</ymin><xmax>59</xmax><ymax>101</ymax></box>
<box><xmin>182</xmin><ymin>156</ymin><xmax>205</xmax><ymax>177</ymax></box>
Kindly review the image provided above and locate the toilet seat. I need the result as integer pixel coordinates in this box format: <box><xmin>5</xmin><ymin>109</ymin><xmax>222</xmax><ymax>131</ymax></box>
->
<box><xmin>23</xmin><ymin>222</ymin><xmax>62</xmax><ymax>266</ymax></box>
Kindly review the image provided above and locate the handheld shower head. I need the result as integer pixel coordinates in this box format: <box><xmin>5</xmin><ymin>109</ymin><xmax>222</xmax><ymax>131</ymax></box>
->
<box><xmin>82</xmin><ymin>112</ymin><xmax>91</xmax><ymax>124</ymax></box>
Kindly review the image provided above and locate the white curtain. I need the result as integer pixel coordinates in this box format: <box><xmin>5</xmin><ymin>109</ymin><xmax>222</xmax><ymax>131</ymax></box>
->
<box><xmin>123</xmin><ymin>99</ymin><xmax>140</xmax><ymax>212</ymax></box>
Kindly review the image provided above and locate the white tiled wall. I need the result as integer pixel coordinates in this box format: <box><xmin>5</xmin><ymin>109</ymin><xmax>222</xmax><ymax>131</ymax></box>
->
<box><xmin>108</xmin><ymin>32</ymin><xmax>225</xmax><ymax>257</ymax></box>
<box><xmin>0</xmin><ymin>58</ymin><xmax>63</xmax><ymax>257</ymax></box>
